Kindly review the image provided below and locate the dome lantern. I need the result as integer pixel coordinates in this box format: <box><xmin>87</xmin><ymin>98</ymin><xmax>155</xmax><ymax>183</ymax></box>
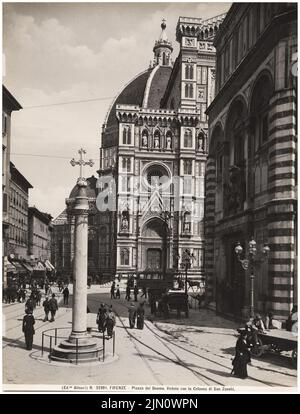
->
<box><xmin>153</xmin><ymin>19</ymin><xmax>173</xmax><ymax>67</ymax></box>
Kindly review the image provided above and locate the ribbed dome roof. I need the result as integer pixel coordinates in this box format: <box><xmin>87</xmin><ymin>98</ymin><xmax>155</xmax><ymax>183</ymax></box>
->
<box><xmin>68</xmin><ymin>175</ymin><xmax>97</xmax><ymax>199</ymax></box>
<box><xmin>105</xmin><ymin>69</ymin><xmax>152</xmax><ymax>132</ymax></box>
<box><xmin>102</xmin><ymin>65</ymin><xmax>172</xmax><ymax>148</ymax></box>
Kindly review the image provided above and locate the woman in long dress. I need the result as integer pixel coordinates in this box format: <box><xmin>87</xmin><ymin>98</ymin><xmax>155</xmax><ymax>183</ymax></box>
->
<box><xmin>232</xmin><ymin>328</ymin><xmax>251</xmax><ymax>379</ymax></box>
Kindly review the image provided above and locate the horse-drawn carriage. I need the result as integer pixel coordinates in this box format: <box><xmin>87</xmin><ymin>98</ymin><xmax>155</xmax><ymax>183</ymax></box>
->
<box><xmin>251</xmin><ymin>329</ymin><xmax>297</xmax><ymax>368</ymax></box>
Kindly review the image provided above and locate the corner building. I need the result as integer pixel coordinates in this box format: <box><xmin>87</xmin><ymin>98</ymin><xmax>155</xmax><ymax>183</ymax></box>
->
<box><xmin>98</xmin><ymin>16</ymin><xmax>225</xmax><ymax>282</ymax></box>
<box><xmin>205</xmin><ymin>4</ymin><xmax>297</xmax><ymax>320</ymax></box>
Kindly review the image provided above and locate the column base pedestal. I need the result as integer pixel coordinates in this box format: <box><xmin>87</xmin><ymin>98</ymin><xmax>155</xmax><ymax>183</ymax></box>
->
<box><xmin>50</xmin><ymin>335</ymin><xmax>102</xmax><ymax>364</ymax></box>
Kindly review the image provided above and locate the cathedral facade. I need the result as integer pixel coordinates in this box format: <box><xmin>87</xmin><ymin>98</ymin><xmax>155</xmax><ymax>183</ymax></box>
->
<box><xmin>52</xmin><ymin>14</ymin><xmax>226</xmax><ymax>283</ymax></box>
<box><xmin>97</xmin><ymin>15</ymin><xmax>225</xmax><ymax>282</ymax></box>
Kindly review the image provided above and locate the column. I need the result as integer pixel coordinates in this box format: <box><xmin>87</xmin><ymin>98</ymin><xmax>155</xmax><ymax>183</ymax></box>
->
<box><xmin>69</xmin><ymin>178</ymin><xmax>89</xmax><ymax>342</ymax></box>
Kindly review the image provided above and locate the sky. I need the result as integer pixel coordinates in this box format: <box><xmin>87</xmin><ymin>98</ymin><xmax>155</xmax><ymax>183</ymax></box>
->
<box><xmin>3</xmin><ymin>1</ymin><xmax>231</xmax><ymax>219</ymax></box>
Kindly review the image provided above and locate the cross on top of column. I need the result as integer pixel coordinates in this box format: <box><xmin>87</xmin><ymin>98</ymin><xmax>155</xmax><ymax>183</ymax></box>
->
<box><xmin>70</xmin><ymin>148</ymin><xmax>94</xmax><ymax>179</ymax></box>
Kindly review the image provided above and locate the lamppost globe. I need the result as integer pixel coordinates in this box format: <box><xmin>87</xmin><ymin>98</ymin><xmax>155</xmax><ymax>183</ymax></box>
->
<box><xmin>249</xmin><ymin>237</ymin><xmax>257</xmax><ymax>255</ymax></box>
<box><xmin>262</xmin><ymin>244</ymin><xmax>270</xmax><ymax>255</ymax></box>
<box><xmin>235</xmin><ymin>242</ymin><xmax>243</xmax><ymax>256</ymax></box>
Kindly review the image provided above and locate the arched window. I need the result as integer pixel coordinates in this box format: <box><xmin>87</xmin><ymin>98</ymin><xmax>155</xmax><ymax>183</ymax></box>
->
<box><xmin>122</xmin><ymin>157</ymin><xmax>131</xmax><ymax>172</ymax></box>
<box><xmin>162</xmin><ymin>52</ymin><xmax>166</xmax><ymax>65</ymax></box>
<box><xmin>122</xmin><ymin>126</ymin><xmax>131</xmax><ymax>145</ymax></box>
<box><xmin>183</xmin><ymin>212</ymin><xmax>192</xmax><ymax>233</ymax></box>
<box><xmin>120</xmin><ymin>248</ymin><xmax>129</xmax><ymax>266</ymax></box>
<box><xmin>185</xmin><ymin>83</ymin><xmax>193</xmax><ymax>98</ymax></box>
<box><xmin>183</xmin><ymin>160</ymin><xmax>192</xmax><ymax>175</ymax></box>
<box><xmin>184</xmin><ymin>129</ymin><xmax>193</xmax><ymax>148</ymax></box>
<box><xmin>185</xmin><ymin>64</ymin><xmax>194</xmax><ymax>80</ymax></box>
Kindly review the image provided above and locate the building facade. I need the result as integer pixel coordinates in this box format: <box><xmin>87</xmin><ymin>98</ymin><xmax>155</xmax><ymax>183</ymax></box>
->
<box><xmin>2</xmin><ymin>86</ymin><xmax>22</xmax><ymax>286</ymax></box>
<box><xmin>8</xmin><ymin>162</ymin><xmax>33</xmax><ymax>260</ymax></box>
<box><xmin>28</xmin><ymin>206</ymin><xmax>53</xmax><ymax>261</ymax></box>
<box><xmin>55</xmin><ymin>14</ymin><xmax>226</xmax><ymax>283</ymax></box>
<box><xmin>205</xmin><ymin>3</ymin><xmax>297</xmax><ymax>320</ymax></box>
<box><xmin>97</xmin><ymin>15</ymin><xmax>225</xmax><ymax>282</ymax></box>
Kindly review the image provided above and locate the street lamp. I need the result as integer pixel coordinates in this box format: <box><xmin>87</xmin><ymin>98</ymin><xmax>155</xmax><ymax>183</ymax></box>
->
<box><xmin>178</xmin><ymin>249</ymin><xmax>195</xmax><ymax>318</ymax></box>
<box><xmin>235</xmin><ymin>237</ymin><xmax>270</xmax><ymax>318</ymax></box>
<box><xmin>159</xmin><ymin>210</ymin><xmax>173</xmax><ymax>275</ymax></box>
<box><xmin>180</xmin><ymin>249</ymin><xmax>196</xmax><ymax>294</ymax></box>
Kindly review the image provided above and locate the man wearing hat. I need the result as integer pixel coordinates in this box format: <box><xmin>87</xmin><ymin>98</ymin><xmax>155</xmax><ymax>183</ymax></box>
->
<box><xmin>128</xmin><ymin>303</ymin><xmax>137</xmax><ymax>329</ymax></box>
<box><xmin>22</xmin><ymin>309</ymin><xmax>35</xmax><ymax>350</ymax></box>
<box><xmin>48</xmin><ymin>293</ymin><xmax>58</xmax><ymax>322</ymax></box>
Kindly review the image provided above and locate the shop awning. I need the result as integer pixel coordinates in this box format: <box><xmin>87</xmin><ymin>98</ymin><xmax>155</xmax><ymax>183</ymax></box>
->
<box><xmin>7</xmin><ymin>261</ymin><xmax>17</xmax><ymax>273</ymax></box>
<box><xmin>21</xmin><ymin>262</ymin><xmax>34</xmax><ymax>272</ymax></box>
<box><xmin>44</xmin><ymin>260</ymin><xmax>55</xmax><ymax>271</ymax></box>
<box><xmin>9</xmin><ymin>260</ymin><xmax>27</xmax><ymax>273</ymax></box>
<box><xmin>33</xmin><ymin>262</ymin><xmax>46</xmax><ymax>271</ymax></box>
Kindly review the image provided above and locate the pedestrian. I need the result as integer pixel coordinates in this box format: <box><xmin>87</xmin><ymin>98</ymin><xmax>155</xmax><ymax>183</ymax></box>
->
<box><xmin>115</xmin><ymin>285</ymin><xmax>121</xmax><ymax>299</ymax></box>
<box><xmin>45</xmin><ymin>283</ymin><xmax>49</xmax><ymax>296</ymax></box>
<box><xmin>110</xmin><ymin>281</ymin><xmax>116</xmax><ymax>299</ymax></box>
<box><xmin>63</xmin><ymin>286</ymin><xmax>70</xmax><ymax>305</ymax></box>
<box><xmin>49</xmin><ymin>293</ymin><xmax>58</xmax><ymax>322</ymax></box>
<box><xmin>106</xmin><ymin>306</ymin><xmax>116</xmax><ymax>338</ymax></box>
<box><xmin>125</xmin><ymin>284</ymin><xmax>131</xmax><ymax>301</ymax></box>
<box><xmin>96</xmin><ymin>303</ymin><xmax>107</xmax><ymax>333</ymax></box>
<box><xmin>25</xmin><ymin>296</ymin><xmax>35</xmax><ymax>313</ymax></box>
<box><xmin>22</xmin><ymin>308</ymin><xmax>35</xmax><ymax>350</ymax></box>
<box><xmin>36</xmin><ymin>289</ymin><xmax>42</xmax><ymax>306</ymax></box>
<box><xmin>134</xmin><ymin>285</ymin><xmax>139</xmax><ymax>302</ymax></box>
<box><xmin>231</xmin><ymin>328</ymin><xmax>251</xmax><ymax>379</ymax></box>
<box><xmin>140</xmin><ymin>286</ymin><xmax>147</xmax><ymax>299</ymax></box>
<box><xmin>136</xmin><ymin>302</ymin><xmax>145</xmax><ymax>330</ymax></box>
<box><xmin>128</xmin><ymin>303</ymin><xmax>136</xmax><ymax>329</ymax></box>
<box><xmin>42</xmin><ymin>296</ymin><xmax>50</xmax><ymax>322</ymax></box>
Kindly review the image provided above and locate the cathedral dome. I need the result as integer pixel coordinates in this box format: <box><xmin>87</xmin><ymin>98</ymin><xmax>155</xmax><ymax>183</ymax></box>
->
<box><xmin>102</xmin><ymin>20</ymin><xmax>173</xmax><ymax>148</ymax></box>
<box><xmin>102</xmin><ymin>66</ymin><xmax>172</xmax><ymax>148</ymax></box>
<box><xmin>68</xmin><ymin>175</ymin><xmax>97</xmax><ymax>199</ymax></box>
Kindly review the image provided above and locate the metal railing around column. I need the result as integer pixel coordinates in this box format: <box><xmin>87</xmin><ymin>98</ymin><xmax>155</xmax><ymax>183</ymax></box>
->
<box><xmin>41</xmin><ymin>327</ymin><xmax>114</xmax><ymax>364</ymax></box>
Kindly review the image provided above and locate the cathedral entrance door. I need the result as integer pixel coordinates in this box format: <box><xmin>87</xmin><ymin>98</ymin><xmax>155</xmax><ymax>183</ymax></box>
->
<box><xmin>147</xmin><ymin>248</ymin><xmax>162</xmax><ymax>270</ymax></box>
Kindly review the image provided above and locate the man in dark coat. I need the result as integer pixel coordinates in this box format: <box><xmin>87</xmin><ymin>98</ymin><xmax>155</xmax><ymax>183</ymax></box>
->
<box><xmin>125</xmin><ymin>284</ymin><xmax>131</xmax><ymax>301</ymax></box>
<box><xmin>22</xmin><ymin>309</ymin><xmax>35</xmax><ymax>350</ymax></box>
<box><xmin>133</xmin><ymin>285</ymin><xmax>139</xmax><ymax>302</ymax></box>
<box><xmin>63</xmin><ymin>286</ymin><xmax>70</xmax><ymax>305</ymax></box>
<box><xmin>106</xmin><ymin>306</ymin><xmax>116</xmax><ymax>338</ymax></box>
<box><xmin>136</xmin><ymin>303</ymin><xmax>145</xmax><ymax>330</ymax></box>
<box><xmin>110</xmin><ymin>281</ymin><xmax>116</xmax><ymax>299</ymax></box>
<box><xmin>128</xmin><ymin>303</ymin><xmax>136</xmax><ymax>329</ymax></box>
<box><xmin>49</xmin><ymin>293</ymin><xmax>58</xmax><ymax>322</ymax></box>
<box><xmin>43</xmin><ymin>296</ymin><xmax>50</xmax><ymax>322</ymax></box>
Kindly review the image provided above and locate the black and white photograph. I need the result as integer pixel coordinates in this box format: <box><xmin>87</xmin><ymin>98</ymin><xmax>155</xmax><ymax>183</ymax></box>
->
<box><xmin>1</xmin><ymin>1</ymin><xmax>298</xmax><ymax>394</ymax></box>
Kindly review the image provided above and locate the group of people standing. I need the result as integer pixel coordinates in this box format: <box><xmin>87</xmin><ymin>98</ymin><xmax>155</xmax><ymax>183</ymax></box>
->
<box><xmin>110</xmin><ymin>281</ymin><xmax>121</xmax><ymax>299</ymax></box>
<box><xmin>128</xmin><ymin>302</ymin><xmax>145</xmax><ymax>330</ymax></box>
<box><xmin>22</xmin><ymin>288</ymin><xmax>60</xmax><ymax>351</ymax></box>
<box><xmin>96</xmin><ymin>303</ymin><xmax>116</xmax><ymax>338</ymax></box>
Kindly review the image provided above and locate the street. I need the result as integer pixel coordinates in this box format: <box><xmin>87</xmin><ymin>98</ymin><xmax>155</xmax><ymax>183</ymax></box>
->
<box><xmin>2</xmin><ymin>284</ymin><xmax>297</xmax><ymax>391</ymax></box>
